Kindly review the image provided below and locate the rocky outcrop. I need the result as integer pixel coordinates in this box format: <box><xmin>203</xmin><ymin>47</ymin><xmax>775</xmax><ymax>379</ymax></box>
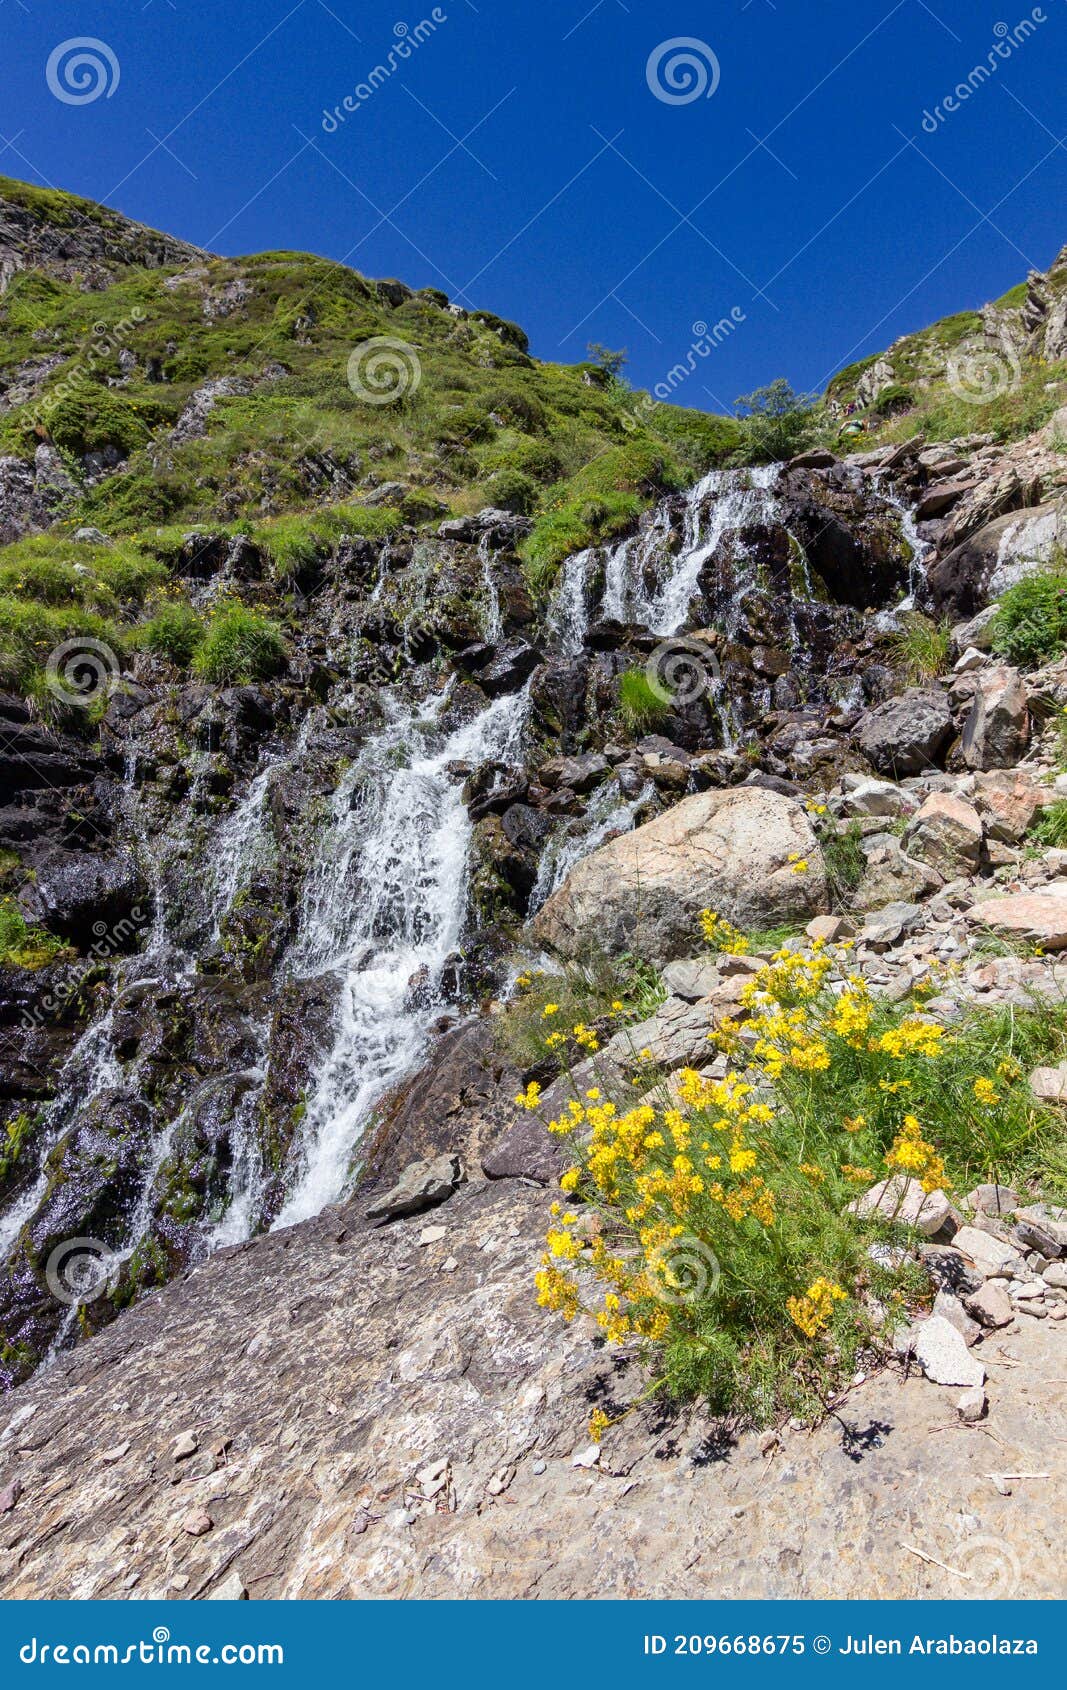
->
<box><xmin>0</xmin><ymin>181</ymin><xmax>206</xmax><ymax>295</ymax></box>
<box><xmin>855</xmin><ymin>688</ymin><xmax>954</xmax><ymax>776</ymax></box>
<box><xmin>533</xmin><ymin>787</ymin><xmax>825</xmax><ymax>965</ymax></box>
<box><xmin>0</xmin><ymin>1175</ymin><xmax>1061</xmax><ymax>1600</ymax></box>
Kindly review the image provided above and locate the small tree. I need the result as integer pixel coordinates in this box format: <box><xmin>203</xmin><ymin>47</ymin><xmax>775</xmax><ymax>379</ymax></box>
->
<box><xmin>732</xmin><ymin>378</ymin><xmax>818</xmax><ymax>464</ymax></box>
<box><xmin>586</xmin><ymin>342</ymin><xmax>629</xmax><ymax>379</ymax></box>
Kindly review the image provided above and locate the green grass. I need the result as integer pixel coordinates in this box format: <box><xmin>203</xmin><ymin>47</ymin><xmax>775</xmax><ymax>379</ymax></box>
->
<box><xmin>138</xmin><ymin>601</ymin><xmax>205</xmax><ymax>668</ymax></box>
<box><xmin>495</xmin><ymin>953</ymin><xmax>665</xmax><ymax>1070</ymax></box>
<box><xmin>889</xmin><ymin>612</ymin><xmax>952</xmax><ymax>684</ymax></box>
<box><xmin>251</xmin><ymin>503</ymin><xmax>402</xmax><ymax>580</ymax></box>
<box><xmin>990</xmin><ymin>561</ymin><xmax>1067</xmax><ymax>668</ymax></box>
<box><xmin>191</xmin><ymin>604</ymin><xmax>287</xmax><ymax>684</ymax></box>
<box><xmin>1029</xmin><ymin>799</ymin><xmax>1067</xmax><ymax>850</ymax></box>
<box><xmin>617</xmin><ymin>666</ymin><xmax>672</xmax><ymax>735</ymax></box>
<box><xmin>0</xmin><ymin>900</ymin><xmax>68</xmax><ymax>969</ymax></box>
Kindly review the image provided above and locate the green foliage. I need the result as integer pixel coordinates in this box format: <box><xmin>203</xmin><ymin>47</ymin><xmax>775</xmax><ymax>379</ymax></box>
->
<box><xmin>0</xmin><ymin>1112</ymin><xmax>34</xmax><ymax>1182</ymax></box>
<box><xmin>0</xmin><ymin>597</ymin><xmax>123</xmax><ymax>697</ymax></box>
<box><xmin>1029</xmin><ymin>799</ymin><xmax>1067</xmax><ymax>850</ymax></box>
<box><xmin>481</xmin><ymin>467</ymin><xmax>537</xmax><ymax>514</ymax></box>
<box><xmin>0</xmin><ymin>536</ymin><xmax>164</xmax><ymax>612</ymax></box>
<box><xmin>251</xmin><ymin>504</ymin><xmax>402</xmax><ymax>579</ymax></box>
<box><xmin>0</xmin><ymin>900</ymin><xmax>67</xmax><ymax>969</ymax></box>
<box><xmin>139</xmin><ymin>601</ymin><xmax>204</xmax><ymax>668</ymax></box>
<box><xmin>989</xmin><ymin>561</ymin><xmax>1067</xmax><ymax>667</ymax></box>
<box><xmin>618</xmin><ymin>667</ymin><xmax>671</xmax><ymax>734</ymax></box>
<box><xmin>731</xmin><ymin>379</ymin><xmax>818</xmax><ymax>464</ymax></box>
<box><xmin>889</xmin><ymin>612</ymin><xmax>951</xmax><ymax>683</ymax></box>
<box><xmin>495</xmin><ymin>955</ymin><xmax>664</xmax><ymax>1070</ymax></box>
<box><xmin>192</xmin><ymin>604</ymin><xmax>287</xmax><ymax>684</ymax></box>
<box><xmin>586</xmin><ymin>343</ymin><xmax>628</xmax><ymax>378</ymax></box>
<box><xmin>819</xmin><ymin>820</ymin><xmax>867</xmax><ymax>911</ymax></box>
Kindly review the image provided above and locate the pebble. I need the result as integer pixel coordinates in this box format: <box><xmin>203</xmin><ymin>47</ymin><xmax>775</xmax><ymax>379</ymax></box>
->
<box><xmin>100</xmin><ymin>1440</ymin><xmax>130</xmax><ymax>1464</ymax></box>
<box><xmin>913</xmin><ymin>1315</ymin><xmax>985</xmax><ymax>1387</ymax></box>
<box><xmin>171</xmin><ymin>1431</ymin><xmax>198</xmax><ymax>1461</ymax></box>
<box><xmin>419</xmin><ymin>1226</ymin><xmax>447</xmax><ymax>1246</ymax></box>
<box><xmin>207</xmin><ymin>1572</ymin><xmax>248</xmax><ymax>1600</ymax></box>
<box><xmin>532</xmin><ymin>1459</ymin><xmax>547</xmax><ymax>1475</ymax></box>
<box><xmin>956</xmin><ymin>1386</ymin><xmax>987</xmax><ymax>1423</ymax></box>
<box><xmin>571</xmin><ymin>1443</ymin><xmax>600</xmax><ymax>1468</ymax></box>
<box><xmin>181</xmin><ymin>1508</ymin><xmax>213</xmax><ymax>1536</ymax></box>
<box><xmin>440</xmin><ymin>1256</ymin><xmax>459</xmax><ymax>1273</ymax></box>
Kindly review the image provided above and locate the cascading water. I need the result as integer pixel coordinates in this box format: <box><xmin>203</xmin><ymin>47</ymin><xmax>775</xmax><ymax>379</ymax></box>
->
<box><xmin>529</xmin><ymin>780</ymin><xmax>655</xmax><ymax>913</ymax></box>
<box><xmin>274</xmin><ymin>683</ymin><xmax>528</xmax><ymax>1226</ymax></box>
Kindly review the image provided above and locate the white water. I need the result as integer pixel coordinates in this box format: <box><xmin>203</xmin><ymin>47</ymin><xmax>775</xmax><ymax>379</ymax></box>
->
<box><xmin>529</xmin><ymin>780</ymin><xmax>654</xmax><ymax>913</ymax></box>
<box><xmin>274</xmin><ymin>684</ymin><xmax>528</xmax><ymax>1226</ymax></box>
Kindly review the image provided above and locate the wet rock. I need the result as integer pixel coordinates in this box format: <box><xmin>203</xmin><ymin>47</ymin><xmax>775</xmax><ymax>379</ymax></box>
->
<box><xmin>365</xmin><ymin>1153</ymin><xmax>467</xmax><ymax>1224</ymax></box>
<box><xmin>855</xmin><ymin>688</ymin><xmax>953</xmax><ymax>777</ymax></box>
<box><xmin>28</xmin><ymin>849</ymin><xmax>151</xmax><ymax>951</ymax></box>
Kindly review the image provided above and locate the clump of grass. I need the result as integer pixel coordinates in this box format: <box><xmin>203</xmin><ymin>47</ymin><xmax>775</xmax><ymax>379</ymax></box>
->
<box><xmin>0</xmin><ymin>900</ymin><xmax>67</xmax><ymax>969</ymax></box>
<box><xmin>521</xmin><ymin>925</ymin><xmax>1067</xmax><ymax>1428</ymax></box>
<box><xmin>618</xmin><ymin>667</ymin><xmax>671</xmax><ymax>735</ymax></box>
<box><xmin>191</xmin><ymin>604</ymin><xmax>287</xmax><ymax>684</ymax></box>
<box><xmin>989</xmin><ymin>560</ymin><xmax>1067</xmax><ymax>668</ymax></box>
<box><xmin>1029</xmin><ymin>798</ymin><xmax>1067</xmax><ymax>850</ymax></box>
<box><xmin>251</xmin><ymin>503</ymin><xmax>402</xmax><ymax>580</ymax></box>
<box><xmin>889</xmin><ymin>612</ymin><xmax>951</xmax><ymax>683</ymax></box>
<box><xmin>139</xmin><ymin>601</ymin><xmax>205</xmax><ymax>668</ymax></box>
<box><xmin>819</xmin><ymin>820</ymin><xmax>867</xmax><ymax>911</ymax></box>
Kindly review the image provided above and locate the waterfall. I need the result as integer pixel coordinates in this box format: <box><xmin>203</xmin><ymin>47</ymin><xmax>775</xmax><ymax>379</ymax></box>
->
<box><xmin>529</xmin><ymin>780</ymin><xmax>655</xmax><ymax>913</ymax></box>
<box><xmin>875</xmin><ymin>475</ymin><xmax>931</xmax><ymax>603</ymax></box>
<box><xmin>274</xmin><ymin>684</ymin><xmax>528</xmax><ymax>1226</ymax></box>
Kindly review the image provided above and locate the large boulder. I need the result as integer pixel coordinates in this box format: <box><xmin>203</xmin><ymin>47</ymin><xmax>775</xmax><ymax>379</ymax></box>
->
<box><xmin>960</xmin><ymin>666</ymin><xmax>1029</xmax><ymax>770</ymax></box>
<box><xmin>904</xmin><ymin>792</ymin><xmax>983</xmax><ymax>879</ymax></box>
<box><xmin>855</xmin><ymin>687</ymin><xmax>954</xmax><ymax>777</ymax></box>
<box><xmin>532</xmin><ymin>787</ymin><xmax>826</xmax><ymax>965</ymax></box>
<box><xmin>928</xmin><ymin>502</ymin><xmax>1063</xmax><ymax>618</ymax></box>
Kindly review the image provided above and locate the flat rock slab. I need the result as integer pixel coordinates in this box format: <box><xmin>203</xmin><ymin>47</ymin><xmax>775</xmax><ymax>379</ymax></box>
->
<box><xmin>966</xmin><ymin>883</ymin><xmax>1067</xmax><ymax>949</ymax></box>
<box><xmin>912</xmin><ymin>1315</ymin><xmax>986</xmax><ymax>1387</ymax></box>
<box><xmin>0</xmin><ymin>1180</ymin><xmax>1063</xmax><ymax>1600</ymax></box>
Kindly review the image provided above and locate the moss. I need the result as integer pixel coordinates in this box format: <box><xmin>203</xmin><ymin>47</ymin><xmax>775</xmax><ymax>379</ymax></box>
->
<box><xmin>0</xmin><ymin>900</ymin><xmax>68</xmax><ymax>969</ymax></box>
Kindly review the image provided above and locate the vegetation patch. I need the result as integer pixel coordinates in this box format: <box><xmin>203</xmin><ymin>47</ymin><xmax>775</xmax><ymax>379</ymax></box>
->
<box><xmin>191</xmin><ymin>603</ymin><xmax>287</xmax><ymax>684</ymax></box>
<box><xmin>990</xmin><ymin>561</ymin><xmax>1067</xmax><ymax>668</ymax></box>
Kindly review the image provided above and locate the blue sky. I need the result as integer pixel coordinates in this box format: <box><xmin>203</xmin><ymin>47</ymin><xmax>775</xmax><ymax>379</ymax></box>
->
<box><xmin>4</xmin><ymin>0</ymin><xmax>1066</xmax><ymax>410</ymax></box>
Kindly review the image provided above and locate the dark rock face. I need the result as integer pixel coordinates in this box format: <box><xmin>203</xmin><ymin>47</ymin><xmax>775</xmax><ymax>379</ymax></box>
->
<box><xmin>855</xmin><ymin>688</ymin><xmax>955</xmax><ymax>776</ymax></box>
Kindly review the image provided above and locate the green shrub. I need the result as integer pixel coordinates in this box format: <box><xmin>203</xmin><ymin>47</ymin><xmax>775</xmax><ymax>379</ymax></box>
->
<box><xmin>990</xmin><ymin>563</ymin><xmax>1067</xmax><ymax>668</ymax></box>
<box><xmin>192</xmin><ymin>604</ymin><xmax>286</xmax><ymax>684</ymax></box>
<box><xmin>0</xmin><ymin>597</ymin><xmax>123</xmax><ymax>696</ymax></box>
<box><xmin>618</xmin><ymin>667</ymin><xmax>671</xmax><ymax>734</ymax></box>
<box><xmin>140</xmin><ymin>601</ymin><xmax>204</xmax><ymax>668</ymax></box>
<box><xmin>731</xmin><ymin>379</ymin><xmax>818</xmax><ymax>464</ymax></box>
<box><xmin>252</xmin><ymin>504</ymin><xmax>401</xmax><ymax>579</ymax></box>
<box><xmin>44</xmin><ymin>388</ymin><xmax>149</xmax><ymax>458</ymax></box>
<box><xmin>482</xmin><ymin>467</ymin><xmax>537</xmax><ymax>513</ymax></box>
<box><xmin>819</xmin><ymin>819</ymin><xmax>867</xmax><ymax>910</ymax></box>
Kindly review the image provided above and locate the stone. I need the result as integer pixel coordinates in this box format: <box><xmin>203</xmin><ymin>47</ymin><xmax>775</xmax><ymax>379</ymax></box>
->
<box><xmin>858</xmin><ymin>902</ymin><xmax>923</xmax><ymax>948</ymax></box>
<box><xmin>849</xmin><ymin>1175</ymin><xmax>950</xmax><ymax>1237</ymax></box>
<box><xmin>952</xmin><ymin>1225</ymin><xmax>1024</xmax><ymax>1278</ymax></box>
<box><xmin>419</xmin><ymin>1225</ymin><xmax>447</xmax><ymax>1246</ymax></box>
<box><xmin>171</xmin><ymin>1431</ymin><xmax>198</xmax><ymax>1461</ymax></box>
<box><xmin>207</xmin><ymin>1572</ymin><xmax>248</xmax><ymax>1599</ymax></box>
<box><xmin>961</xmin><ymin>665</ymin><xmax>1030</xmax><ymax>770</ymax></box>
<box><xmin>661</xmin><ymin>958</ymin><xmax>722</xmax><ymax>1001</ymax></box>
<box><xmin>855</xmin><ymin>688</ymin><xmax>953</xmax><ymax>777</ymax></box>
<box><xmin>933</xmin><ymin>1290</ymin><xmax>981</xmax><ymax>1346</ymax></box>
<box><xmin>1029</xmin><ymin>1064</ymin><xmax>1067</xmax><ymax>1104</ymax></box>
<box><xmin>0</xmin><ymin>1479</ymin><xmax>22</xmax><ymax>1513</ymax></box>
<box><xmin>974</xmin><ymin>772</ymin><xmax>1049</xmax><ymax>844</ymax></box>
<box><xmin>912</xmin><ymin>1316</ymin><xmax>986</xmax><ymax>1387</ymax></box>
<box><xmin>1014</xmin><ymin>1207</ymin><xmax>1065</xmax><ymax>1258</ymax></box>
<box><xmin>964</xmin><ymin>1282</ymin><xmax>1013</xmax><ymax>1328</ymax></box>
<box><xmin>533</xmin><ymin>787</ymin><xmax>826</xmax><ymax>967</ymax></box>
<box><xmin>365</xmin><ymin>1153</ymin><xmax>466</xmax><ymax>1223</ymax></box>
<box><xmin>1043</xmin><ymin>1263</ymin><xmax>1067</xmax><ymax>1289</ymax></box>
<box><xmin>919</xmin><ymin>1245</ymin><xmax>985</xmax><ymax>1298</ymax></box>
<box><xmin>571</xmin><ymin>1444</ymin><xmax>600</xmax><ymax>1469</ymax></box>
<box><xmin>854</xmin><ymin>844</ymin><xmax>942</xmax><ymax>909</ymax></box>
<box><xmin>182</xmin><ymin>1509</ymin><xmax>213</xmax><ymax>1536</ymax></box>
<box><xmin>966</xmin><ymin>883</ymin><xmax>1067</xmax><ymax>950</ymax></box>
<box><xmin>956</xmin><ymin>1387</ymin><xmax>987</xmax><ymax>1423</ymax></box>
<box><xmin>805</xmin><ymin>914</ymin><xmax>854</xmax><ymax>943</ymax></box>
<box><xmin>905</xmin><ymin>792</ymin><xmax>984</xmax><ymax>879</ymax></box>
<box><xmin>1015</xmin><ymin>1205</ymin><xmax>1067</xmax><ymax>1251</ymax></box>
<box><xmin>964</xmin><ymin>1183</ymin><xmax>1020</xmax><ymax>1217</ymax></box>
